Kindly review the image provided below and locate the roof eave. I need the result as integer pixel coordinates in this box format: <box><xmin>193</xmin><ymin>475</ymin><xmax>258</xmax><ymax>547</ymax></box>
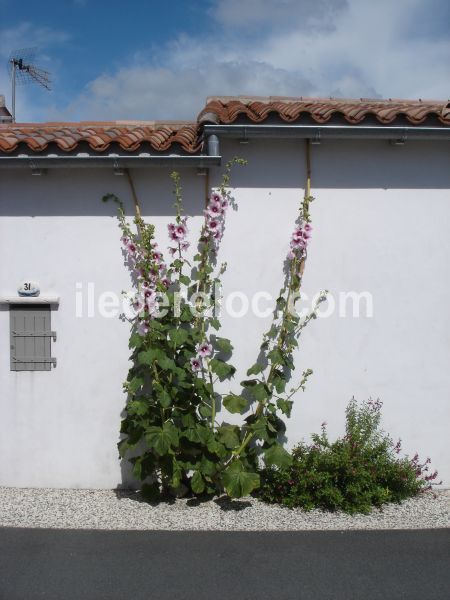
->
<box><xmin>0</xmin><ymin>154</ymin><xmax>221</xmax><ymax>169</ymax></box>
<box><xmin>203</xmin><ymin>123</ymin><xmax>450</xmax><ymax>142</ymax></box>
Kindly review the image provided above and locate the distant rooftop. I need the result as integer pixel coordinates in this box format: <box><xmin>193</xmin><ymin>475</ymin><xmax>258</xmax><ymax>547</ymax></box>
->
<box><xmin>0</xmin><ymin>95</ymin><xmax>12</xmax><ymax>123</ymax></box>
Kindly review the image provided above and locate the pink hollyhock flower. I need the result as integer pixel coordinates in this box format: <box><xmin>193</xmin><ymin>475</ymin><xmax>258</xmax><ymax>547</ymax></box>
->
<box><xmin>207</xmin><ymin>201</ymin><xmax>223</xmax><ymax>218</ymax></box>
<box><xmin>207</xmin><ymin>218</ymin><xmax>222</xmax><ymax>233</ymax></box>
<box><xmin>168</xmin><ymin>246</ymin><xmax>177</xmax><ymax>256</ymax></box>
<box><xmin>181</xmin><ymin>241</ymin><xmax>190</xmax><ymax>251</ymax></box>
<box><xmin>303</xmin><ymin>223</ymin><xmax>312</xmax><ymax>232</ymax></box>
<box><xmin>127</xmin><ymin>242</ymin><xmax>137</xmax><ymax>254</ymax></box>
<box><xmin>175</xmin><ymin>223</ymin><xmax>187</xmax><ymax>239</ymax></box>
<box><xmin>211</xmin><ymin>229</ymin><xmax>223</xmax><ymax>242</ymax></box>
<box><xmin>221</xmin><ymin>198</ymin><xmax>229</xmax><ymax>210</ymax></box>
<box><xmin>210</xmin><ymin>192</ymin><xmax>222</xmax><ymax>204</ymax></box>
<box><xmin>161</xmin><ymin>277</ymin><xmax>170</xmax><ymax>288</ymax></box>
<box><xmin>302</xmin><ymin>230</ymin><xmax>311</xmax><ymax>240</ymax></box>
<box><xmin>120</xmin><ymin>236</ymin><xmax>129</xmax><ymax>246</ymax></box>
<box><xmin>137</xmin><ymin>321</ymin><xmax>150</xmax><ymax>336</ymax></box>
<box><xmin>168</xmin><ymin>223</ymin><xmax>176</xmax><ymax>234</ymax></box>
<box><xmin>290</xmin><ymin>237</ymin><xmax>306</xmax><ymax>249</ymax></box>
<box><xmin>132</xmin><ymin>294</ymin><xmax>145</xmax><ymax>314</ymax></box>
<box><xmin>152</xmin><ymin>252</ymin><xmax>163</xmax><ymax>263</ymax></box>
<box><xmin>169</xmin><ymin>230</ymin><xmax>180</xmax><ymax>241</ymax></box>
<box><xmin>190</xmin><ymin>357</ymin><xmax>202</xmax><ymax>372</ymax></box>
<box><xmin>292</xmin><ymin>229</ymin><xmax>304</xmax><ymax>241</ymax></box>
<box><xmin>151</xmin><ymin>241</ymin><xmax>158</xmax><ymax>248</ymax></box>
<box><xmin>196</xmin><ymin>342</ymin><xmax>213</xmax><ymax>358</ymax></box>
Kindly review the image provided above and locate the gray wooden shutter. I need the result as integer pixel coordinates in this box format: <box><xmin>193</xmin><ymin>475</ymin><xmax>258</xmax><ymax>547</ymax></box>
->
<box><xmin>10</xmin><ymin>305</ymin><xmax>56</xmax><ymax>371</ymax></box>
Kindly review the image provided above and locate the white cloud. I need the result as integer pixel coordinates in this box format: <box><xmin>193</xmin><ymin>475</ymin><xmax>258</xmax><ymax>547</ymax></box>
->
<box><xmin>212</xmin><ymin>0</ymin><xmax>348</xmax><ymax>32</ymax></box>
<box><xmin>59</xmin><ymin>59</ymin><xmax>314</xmax><ymax>122</ymax></box>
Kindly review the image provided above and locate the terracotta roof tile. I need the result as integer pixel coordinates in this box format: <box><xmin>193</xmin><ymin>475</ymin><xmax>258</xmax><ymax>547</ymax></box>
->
<box><xmin>1</xmin><ymin>97</ymin><xmax>448</xmax><ymax>155</ymax></box>
<box><xmin>0</xmin><ymin>121</ymin><xmax>202</xmax><ymax>154</ymax></box>
<box><xmin>198</xmin><ymin>96</ymin><xmax>450</xmax><ymax>126</ymax></box>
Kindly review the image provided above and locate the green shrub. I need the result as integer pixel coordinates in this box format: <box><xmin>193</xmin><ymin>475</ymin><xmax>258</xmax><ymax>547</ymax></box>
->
<box><xmin>257</xmin><ymin>398</ymin><xmax>439</xmax><ymax>514</ymax></box>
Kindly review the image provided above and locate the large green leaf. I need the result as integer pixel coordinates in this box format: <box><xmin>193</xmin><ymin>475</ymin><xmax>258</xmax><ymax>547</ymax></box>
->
<box><xmin>156</xmin><ymin>355</ymin><xmax>177</xmax><ymax>372</ymax></box>
<box><xmin>145</xmin><ymin>422</ymin><xmax>179</xmax><ymax>455</ymax></box>
<box><xmin>222</xmin><ymin>461</ymin><xmax>260</xmax><ymax>498</ymax></box>
<box><xmin>128</xmin><ymin>376</ymin><xmax>144</xmax><ymax>394</ymax></box>
<box><xmin>118</xmin><ymin>438</ymin><xmax>137</xmax><ymax>458</ymax></box>
<box><xmin>171</xmin><ymin>458</ymin><xmax>183</xmax><ymax>488</ymax></box>
<box><xmin>200</xmin><ymin>455</ymin><xmax>217</xmax><ymax>477</ymax></box>
<box><xmin>276</xmin><ymin>398</ymin><xmax>293</xmax><ymax>417</ymax></box>
<box><xmin>206</xmin><ymin>437</ymin><xmax>227</xmax><ymax>458</ymax></box>
<box><xmin>272</xmin><ymin>372</ymin><xmax>287</xmax><ymax>394</ymax></box>
<box><xmin>215</xmin><ymin>337</ymin><xmax>233</xmax><ymax>354</ymax></box>
<box><xmin>209</xmin><ymin>358</ymin><xmax>236</xmax><ymax>381</ymax></box>
<box><xmin>246</xmin><ymin>363</ymin><xmax>264</xmax><ymax>376</ymax></box>
<box><xmin>209</xmin><ymin>318</ymin><xmax>221</xmax><ymax>330</ymax></box>
<box><xmin>268</xmin><ymin>348</ymin><xmax>284</xmax><ymax>365</ymax></box>
<box><xmin>223</xmin><ymin>394</ymin><xmax>247</xmax><ymax>415</ymax></box>
<box><xmin>248</xmin><ymin>382</ymin><xmax>270</xmax><ymax>402</ymax></box>
<box><xmin>158</xmin><ymin>388</ymin><xmax>172</xmax><ymax>408</ymax></box>
<box><xmin>217</xmin><ymin>424</ymin><xmax>240</xmax><ymax>449</ymax></box>
<box><xmin>129</xmin><ymin>333</ymin><xmax>143</xmax><ymax>349</ymax></box>
<box><xmin>249</xmin><ymin>416</ymin><xmax>276</xmax><ymax>442</ymax></box>
<box><xmin>264</xmin><ymin>443</ymin><xmax>293</xmax><ymax>468</ymax></box>
<box><xmin>168</xmin><ymin>328</ymin><xmax>189</xmax><ymax>346</ymax></box>
<box><xmin>138</xmin><ymin>348</ymin><xmax>163</xmax><ymax>365</ymax></box>
<box><xmin>181</xmin><ymin>421</ymin><xmax>210</xmax><ymax>444</ymax></box>
<box><xmin>191</xmin><ymin>471</ymin><xmax>205</xmax><ymax>494</ymax></box>
<box><xmin>127</xmin><ymin>399</ymin><xmax>148</xmax><ymax>416</ymax></box>
<box><xmin>179</xmin><ymin>274</ymin><xmax>190</xmax><ymax>286</ymax></box>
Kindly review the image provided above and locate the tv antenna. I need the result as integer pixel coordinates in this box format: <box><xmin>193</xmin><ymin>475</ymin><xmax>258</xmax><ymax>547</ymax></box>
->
<box><xmin>8</xmin><ymin>48</ymin><xmax>51</xmax><ymax>122</ymax></box>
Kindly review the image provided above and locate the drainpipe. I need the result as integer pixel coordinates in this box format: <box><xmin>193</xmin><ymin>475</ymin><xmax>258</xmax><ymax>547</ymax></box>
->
<box><xmin>207</xmin><ymin>134</ymin><xmax>220</xmax><ymax>156</ymax></box>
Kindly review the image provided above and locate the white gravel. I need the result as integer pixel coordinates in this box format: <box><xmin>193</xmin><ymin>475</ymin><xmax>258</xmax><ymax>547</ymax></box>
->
<box><xmin>0</xmin><ymin>487</ymin><xmax>448</xmax><ymax>531</ymax></box>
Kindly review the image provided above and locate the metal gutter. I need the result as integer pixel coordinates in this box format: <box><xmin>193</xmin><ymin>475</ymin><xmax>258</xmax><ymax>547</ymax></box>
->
<box><xmin>0</xmin><ymin>155</ymin><xmax>221</xmax><ymax>169</ymax></box>
<box><xmin>203</xmin><ymin>124</ymin><xmax>450</xmax><ymax>142</ymax></box>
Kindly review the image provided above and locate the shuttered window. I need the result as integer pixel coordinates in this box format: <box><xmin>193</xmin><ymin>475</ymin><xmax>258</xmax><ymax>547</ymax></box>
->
<box><xmin>10</xmin><ymin>305</ymin><xmax>56</xmax><ymax>371</ymax></box>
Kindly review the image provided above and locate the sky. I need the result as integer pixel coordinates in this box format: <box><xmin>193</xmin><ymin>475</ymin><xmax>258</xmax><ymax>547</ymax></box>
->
<box><xmin>0</xmin><ymin>0</ymin><xmax>449</xmax><ymax>123</ymax></box>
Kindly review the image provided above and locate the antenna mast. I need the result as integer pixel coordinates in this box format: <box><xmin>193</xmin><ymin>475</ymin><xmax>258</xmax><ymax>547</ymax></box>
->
<box><xmin>8</xmin><ymin>48</ymin><xmax>51</xmax><ymax>122</ymax></box>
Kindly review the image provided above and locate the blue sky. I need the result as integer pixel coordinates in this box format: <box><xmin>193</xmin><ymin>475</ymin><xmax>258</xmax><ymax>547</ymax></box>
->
<box><xmin>1</xmin><ymin>0</ymin><xmax>449</xmax><ymax>122</ymax></box>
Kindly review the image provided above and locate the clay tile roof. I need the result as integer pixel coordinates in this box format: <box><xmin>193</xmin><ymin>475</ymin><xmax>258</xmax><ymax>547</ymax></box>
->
<box><xmin>0</xmin><ymin>121</ymin><xmax>202</xmax><ymax>154</ymax></box>
<box><xmin>197</xmin><ymin>96</ymin><xmax>450</xmax><ymax>126</ymax></box>
<box><xmin>1</xmin><ymin>96</ymin><xmax>449</xmax><ymax>156</ymax></box>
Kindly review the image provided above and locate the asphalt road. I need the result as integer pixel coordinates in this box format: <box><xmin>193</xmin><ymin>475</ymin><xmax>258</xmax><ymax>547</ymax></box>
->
<box><xmin>0</xmin><ymin>528</ymin><xmax>449</xmax><ymax>600</ymax></box>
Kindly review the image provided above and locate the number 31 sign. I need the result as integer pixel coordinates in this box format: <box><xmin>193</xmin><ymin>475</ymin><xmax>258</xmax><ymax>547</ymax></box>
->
<box><xmin>18</xmin><ymin>281</ymin><xmax>40</xmax><ymax>297</ymax></box>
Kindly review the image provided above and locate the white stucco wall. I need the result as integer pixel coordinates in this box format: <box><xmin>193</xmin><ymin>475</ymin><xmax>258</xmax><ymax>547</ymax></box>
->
<box><xmin>1</xmin><ymin>138</ymin><xmax>449</xmax><ymax>488</ymax></box>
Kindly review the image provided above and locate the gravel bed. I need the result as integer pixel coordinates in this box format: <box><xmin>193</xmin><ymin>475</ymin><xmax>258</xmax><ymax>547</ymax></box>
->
<box><xmin>0</xmin><ymin>487</ymin><xmax>448</xmax><ymax>531</ymax></box>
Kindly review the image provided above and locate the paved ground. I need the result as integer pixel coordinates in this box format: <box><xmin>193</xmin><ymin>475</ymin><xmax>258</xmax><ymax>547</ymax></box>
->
<box><xmin>0</xmin><ymin>528</ymin><xmax>449</xmax><ymax>600</ymax></box>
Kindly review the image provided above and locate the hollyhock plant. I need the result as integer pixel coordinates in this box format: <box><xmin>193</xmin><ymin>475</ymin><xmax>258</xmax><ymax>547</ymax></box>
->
<box><xmin>107</xmin><ymin>157</ymin><xmax>328</xmax><ymax>502</ymax></box>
